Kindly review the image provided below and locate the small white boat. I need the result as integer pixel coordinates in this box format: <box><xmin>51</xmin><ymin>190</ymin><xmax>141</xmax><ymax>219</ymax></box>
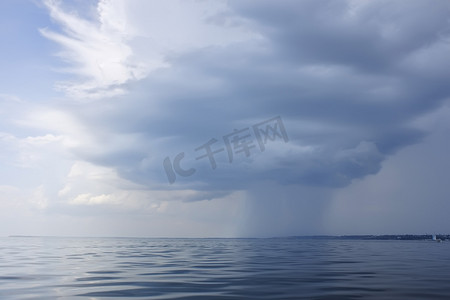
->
<box><xmin>432</xmin><ymin>234</ymin><xmax>442</xmax><ymax>242</ymax></box>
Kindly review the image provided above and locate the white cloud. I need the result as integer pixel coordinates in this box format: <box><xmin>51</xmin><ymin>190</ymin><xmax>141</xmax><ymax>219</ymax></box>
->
<box><xmin>70</xmin><ymin>193</ymin><xmax>113</xmax><ymax>206</ymax></box>
<box><xmin>59</xmin><ymin>160</ymin><xmax>228</xmax><ymax>215</ymax></box>
<box><xmin>40</xmin><ymin>0</ymin><xmax>150</xmax><ymax>99</ymax></box>
<box><xmin>0</xmin><ymin>132</ymin><xmax>64</xmax><ymax>168</ymax></box>
<box><xmin>40</xmin><ymin>0</ymin><xmax>259</xmax><ymax>100</ymax></box>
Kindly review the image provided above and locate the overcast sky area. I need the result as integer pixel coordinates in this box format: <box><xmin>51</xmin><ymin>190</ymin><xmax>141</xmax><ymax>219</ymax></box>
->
<box><xmin>0</xmin><ymin>0</ymin><xmax>449</xmax><ymax>238</ymax></box>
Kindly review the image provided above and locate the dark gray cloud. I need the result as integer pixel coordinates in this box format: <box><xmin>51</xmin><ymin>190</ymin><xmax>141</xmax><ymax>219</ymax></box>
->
<box><xmin>59</xmin><ymin>0</ymin><xmax>450</xmax><ymax>197</ymax></box>
<box><xmin>232</xmin><ymin>0</ymin><xmax>450</xmax><ymax>70</ymax></box>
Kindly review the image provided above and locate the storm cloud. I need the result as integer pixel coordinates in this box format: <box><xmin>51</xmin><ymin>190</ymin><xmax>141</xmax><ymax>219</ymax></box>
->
<box><xmin>1</xmin><ymin>0</ymin><xmax>449</xmax><ymax>237</ymax></box>
<box><xmin>46</xmin><ymin>0</ymin><xmax>450</xmax><ymax>193</ymax></box>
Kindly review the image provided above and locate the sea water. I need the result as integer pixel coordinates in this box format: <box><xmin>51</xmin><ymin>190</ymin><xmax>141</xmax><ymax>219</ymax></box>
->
<box><xmin>0</xmin><ymin>237</ymin><xmax>449</xmax><ymax>299</ymax></box>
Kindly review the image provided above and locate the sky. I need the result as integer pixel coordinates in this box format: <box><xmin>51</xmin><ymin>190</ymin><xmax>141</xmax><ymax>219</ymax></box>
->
<box><xmin>0</xmin><ymin>0</ymin><xmax>450</xmax><ymax>238</ymax></box>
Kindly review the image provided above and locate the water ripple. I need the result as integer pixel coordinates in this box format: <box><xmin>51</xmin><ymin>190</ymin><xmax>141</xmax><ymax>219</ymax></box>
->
<box><xmin>0</xmin><ymin>238</ymin><xmax>449</xmax><ymax>299</ymax></box>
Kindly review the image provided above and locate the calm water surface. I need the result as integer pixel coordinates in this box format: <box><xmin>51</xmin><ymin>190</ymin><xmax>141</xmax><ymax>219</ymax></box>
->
<box><xmin>0</xmin><ymin>237</ymin><xmax>449</xmax><ymax>299</ymax></box>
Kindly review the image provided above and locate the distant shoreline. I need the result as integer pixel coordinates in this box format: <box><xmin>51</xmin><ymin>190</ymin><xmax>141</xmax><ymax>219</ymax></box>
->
<box><xmin>283</xmin><ymin>235</ymin><xmax>448</xmax><ymax>241</ymax></box>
